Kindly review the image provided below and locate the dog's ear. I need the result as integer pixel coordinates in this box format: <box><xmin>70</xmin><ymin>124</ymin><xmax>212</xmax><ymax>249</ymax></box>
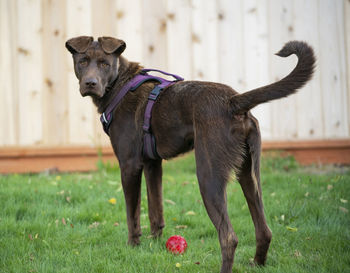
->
<box><xmin>65</xmin><ymin>36</ymin><xmax>93</xmax><ymax>54</ymax></box>
<box><xmin>98</xmin><ymin>37</ymin><xmax>126</xmax><ymax>55</ymax></box>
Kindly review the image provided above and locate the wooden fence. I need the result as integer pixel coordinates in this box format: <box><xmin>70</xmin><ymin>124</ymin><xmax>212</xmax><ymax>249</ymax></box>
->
<box><xmin>0</xmin><ymin>0</ymin><xmax>350</xmax><ymax>171</ymax></box>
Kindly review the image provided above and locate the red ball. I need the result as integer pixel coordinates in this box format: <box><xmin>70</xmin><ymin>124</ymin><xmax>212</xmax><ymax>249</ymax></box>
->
<box><xmin>166</xmin><ymin>235</ymin><xmax>188</xmax><ymax>254</ymax></box>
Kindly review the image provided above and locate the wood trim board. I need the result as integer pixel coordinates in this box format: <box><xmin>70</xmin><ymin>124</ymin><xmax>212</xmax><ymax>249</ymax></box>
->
<box><xmin>0</xmin><ymin>140</ymin><xmax>349</xmax><ymax>173</ymax></box>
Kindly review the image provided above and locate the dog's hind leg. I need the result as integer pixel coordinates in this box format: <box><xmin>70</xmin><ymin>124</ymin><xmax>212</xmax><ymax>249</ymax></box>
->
<box><xmin>144</xmin><ymin>159</ymin><xmax>165</xmax><ymax>237</ymax></box>
<box><xmin>237</xmin><ymin>118</ymin><xmax>272</xmax><ymax>265</ymax></box>
<box><xmin>195</xmin><ymin>139</ymin><xmax>238</xmax><ymax>273</ymax></box>
<box><xmin>120</xmin><ymin>160</ymin><xmax>143</xmax><ymax>246</ymax></box>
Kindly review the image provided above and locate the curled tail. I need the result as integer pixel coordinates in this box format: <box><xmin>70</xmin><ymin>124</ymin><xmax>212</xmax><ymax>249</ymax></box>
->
<box><xmin>230</xmin><ymin>41</ymin><xmax>316</xmax><ymax>114</ymax></box>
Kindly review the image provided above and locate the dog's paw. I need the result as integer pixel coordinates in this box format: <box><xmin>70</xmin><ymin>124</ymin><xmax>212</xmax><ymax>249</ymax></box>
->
<box><xmin>253</xmin><ymin>255</ymin><xmax>267</xmax><ymax>266</ymax></box>
<box><xmin>150</xmin><ymin>226</ymin><xmax>164</xmax><ymax>238</ymax></box>
<box><xmin>128</xmin><ymin>234</ymin><xmax>141</xmax><ymax>246</ymax></box>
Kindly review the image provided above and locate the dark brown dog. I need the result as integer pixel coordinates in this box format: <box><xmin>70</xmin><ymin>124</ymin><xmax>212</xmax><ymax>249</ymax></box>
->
<box><xmin>66</xmin><ymin>36</ymin><xmax>315</xmax><ymax>273</ymax></box>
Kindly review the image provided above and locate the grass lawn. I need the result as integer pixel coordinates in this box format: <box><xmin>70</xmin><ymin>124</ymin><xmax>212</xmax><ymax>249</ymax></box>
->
<box><xmin>1</xmin><ymin>153</ymin><xmax>350</xmax><ymax>273</ymax></box>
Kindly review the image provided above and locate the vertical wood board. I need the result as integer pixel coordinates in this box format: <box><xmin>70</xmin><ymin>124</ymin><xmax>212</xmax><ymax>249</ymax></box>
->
<box><xmin>115</xmin><ymin>0</ymin><xmax>144</xmax><ymax>62</ymax></box>
<box><xmin>268</xmin><ymin>0</ymin><xmax>298</xmax><ymax>140</ymax></box>
<box><xmin>291</xmin><ymin>0</ymin><xmax>323</xmax><ymax>139</ymax></box>
<box><xmin>243</xmin><ymin>0</ymin><xmax>271</xmax><ymax>138</ymax></box>
<box><xmin>91</xmin><ymin>0</ymin><xmax>116</xmax><ymax>146</ymax></box>
<box><xmin>345</xmin><ymin>0</ymin><xmax>350</xmax><ymax>134</ymax></box>
<box><xmin>217</xmin><ymin>0</ymin><xmax>246</xmax><ymax>90</ymax></box>
<box><xmin>192</xmin><ymin>0</ymin><xmax>219</xmax><ymax>82</ymax></box>
<box><xmin>66</xmin><ymin>0</ymin><xmax>95</xmax><ymax>145</ymax></box>
<box><xmin>166</xmin><ymin>0</ymin><xmax>193</xmax><ymax>80</ymax></box>
<box><xmin>42</xmin><ymin>0</ymin><xmax>69</xmax><ymax>145</ymax></box>
<box><xmin>17</xmin><ymin>0</ymin><xmax>43</xmax><ymax>145</ymax></box>
<box><xmin>0</xmin><ymin>0</ymin><xmax>17</xmax><ymax>145</ymax></box>
<box><xmin>318</xmin><ymin>0</ymin><xmax>348</xmax><ymax>138</ymax></box>
<box><xmin>142</xmin><ymin>0</ymin><xmax>168</xmax><ymax>69</ymax></box>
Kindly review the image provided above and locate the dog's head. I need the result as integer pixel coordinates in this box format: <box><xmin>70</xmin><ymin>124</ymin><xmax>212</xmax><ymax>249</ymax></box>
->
<box><xmin>65</xmin><ymin>36</ymin><xmax>126</xmax><ymax>98</ymax></box>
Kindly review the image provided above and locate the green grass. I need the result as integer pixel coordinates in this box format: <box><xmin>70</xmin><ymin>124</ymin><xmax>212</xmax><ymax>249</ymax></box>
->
<box><xmin>1</xmin><ymin>153</ymin><xmax>350</xmax><ymax>273</ymax></box>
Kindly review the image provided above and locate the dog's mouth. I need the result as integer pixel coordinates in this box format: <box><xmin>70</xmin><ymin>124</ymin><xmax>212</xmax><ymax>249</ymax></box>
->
<box><xmin>80</xmin><ymin>86</ymin><xmax>105</xmax><ymax>98</ymax></box>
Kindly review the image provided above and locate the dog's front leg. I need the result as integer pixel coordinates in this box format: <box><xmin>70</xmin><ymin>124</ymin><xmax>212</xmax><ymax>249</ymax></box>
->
<box><xmin>144</xmin><ymin>159</ymin><xmax>165</xmax><ymax>237</ymax></box>
<box><xmin>120</xmin><ymin>161</ymin><xmax>143</xmax><ymax>246</ymax></box>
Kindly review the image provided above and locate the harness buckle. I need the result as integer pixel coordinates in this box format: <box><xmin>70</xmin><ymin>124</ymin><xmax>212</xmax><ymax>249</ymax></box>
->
<box><xmin>100</xmin><ymin>112</ymin><xmax>112</xmax><ymax>135</ymax></box>
<box><xmin>143</xmin><ymin>124</ymin><xmax>150</xmax><ymax>132</ymax></box>
<box><xmin>102</xmin><ymin>113</ymin><xmax>108</xmax><ymax>123</ymax></box>
<box><xmin>148</xmin><ymin>85</ymin><xmax>162</xmax><ymax>101</ymax></box>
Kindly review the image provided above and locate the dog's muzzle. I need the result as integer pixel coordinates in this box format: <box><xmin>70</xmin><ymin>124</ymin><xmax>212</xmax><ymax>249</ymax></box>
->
<box><xmin>80</xmin><ymin>77</ymin><xmax>104</xmax><ymax>97</ymax></box>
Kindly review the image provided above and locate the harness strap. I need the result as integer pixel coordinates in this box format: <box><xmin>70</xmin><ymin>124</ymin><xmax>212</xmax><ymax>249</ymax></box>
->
<box><xmin>100</xmin><ymin>73</ymin><xmax>148</xmax><ymax>135</ymax></box>
<box><xmin>100</xmin><ymin>69</ymin><xmax>184</xmax><ymax>159</ymax></box>
<box><xmin>143</xmin><ymin>81</ymin><xmax>175</xmax><ymax>160</ymax></box>
<box><xmin>141</xmin><ymin>68</ymin><xmax>183</xmax><ymax>81</ymax></box>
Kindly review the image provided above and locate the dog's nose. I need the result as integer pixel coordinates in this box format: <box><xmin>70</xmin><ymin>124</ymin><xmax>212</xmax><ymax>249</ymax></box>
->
<box><xmin>85</xmin><ymin>78</ymin><xmax>98</xmax><ymax>87</ymax></box>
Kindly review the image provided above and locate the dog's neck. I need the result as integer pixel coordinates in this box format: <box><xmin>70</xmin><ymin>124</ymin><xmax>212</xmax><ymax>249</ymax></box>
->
<box><xmin>92</xmin><ymin>55</ymin><xmax>143</xmax><ymax>113</ymax></box>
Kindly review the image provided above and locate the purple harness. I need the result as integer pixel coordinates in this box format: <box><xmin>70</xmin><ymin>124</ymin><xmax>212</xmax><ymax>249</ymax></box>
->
<box><xmin>100</xmin><ymin>69</ymin><xmax>184</xmax><ymax>160</ymax></box>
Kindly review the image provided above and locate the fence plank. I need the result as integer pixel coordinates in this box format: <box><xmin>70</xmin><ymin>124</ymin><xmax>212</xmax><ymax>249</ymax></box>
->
<box><xmin>318</xmin><ymin>0</ymin><xmax>348</xmax><ymax>138</ymax></box>
<box><xmin>0</xmin><ymin>0</ymin><xmax>17</xmax><ymax>145</ymax></box>
<box><xmin>91</xmin><ymin>0</ymin><xmax>116</xmax><ymax>37</ymax></box>
<box><xmin>166</xmin><ymin>0</ymin><xmax>193</xmax><ymax>79</ymax></box>
<box><xmin>268</xmin><ymin>0</ymin><xmax>298</xmax><ymax>140</ymax></box>
<box><xmin>192</xmin><ymin>0</ymin><xmax>218</xmax><ymax>82</ymax></box>
<box><xmin>243</xmin><ymin>0</ymin><xmax>271</xmax><ymax>138</ymax></box>
<box><xmin>42</xmin><ymin>0</ymin><xmax>69</xmax><ymax>145</ymax></box>
<box><xmin>217</xmin><ymin>0</ymin><xmax>245</xmax><ymax>90</ymax></box>
<box><xmin>91</xmin><ymin>0</ymin><xmax>116</xmax><ymax>146</ymax></box>
<box><xmin>17</xmin><ymin>0</ymin><xmax>43</xmax><ymax>145</ymax></box>
<box><xmin>142</xmin><ymin>0</ymin><xmax>168</xmax><ymax>69</ymax></box>
<box><xmin>291</xmin><ymin>0</ymin><xmax>323</xmax><ymax>139</ymax></box>
<box><xmin>346</xmin><ymin>0</ymin><xmax>350</xmax><ymax>134</ymax></box>
<box><xmin>115</xmin><ymin>0</ymin><xmax>143</xmax><ymax>62</ymax></box>
<box><xmin>65</xmin><ymin>0</ymin><xmax>95</xmax><ymax>145</ymax></box>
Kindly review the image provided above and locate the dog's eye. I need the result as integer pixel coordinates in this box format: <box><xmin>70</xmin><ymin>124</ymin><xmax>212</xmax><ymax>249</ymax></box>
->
<box><xmin>79</xmin><ymin>60</ymin><xmax>88</xmax><ymax>67</ymax></box>
<box><xmin>100</xmin><ymin>62</ymin><xmax>110</xmax><ymax>68</ymax></box>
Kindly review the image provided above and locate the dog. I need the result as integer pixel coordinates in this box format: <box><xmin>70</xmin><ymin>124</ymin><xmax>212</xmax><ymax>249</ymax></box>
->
<box><xmin>66</xmin><ymin>36</ymin><xmax>315</xmax><ymax>273</ymax></box>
